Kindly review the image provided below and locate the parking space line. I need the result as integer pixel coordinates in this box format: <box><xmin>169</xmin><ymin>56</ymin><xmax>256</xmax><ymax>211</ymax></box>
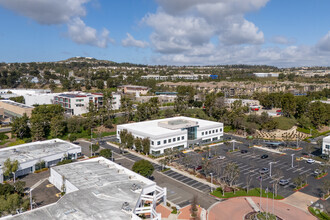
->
<box><xmin>184</xmin><ymin>179</ymin><xmax>197</xmax><ymax>185</ymax></box>
<box><xmin>284</xmin><ymin>183</ymin><xmax>294</xmax><ymax>189</ymax></box>
<box><xmin>293</xmin><ymin>167</ymin><xmax>304</xmax><ymax>173</ymax></box>
<box><xmin>299</xmin><ymin>168</ymin><xmax>311</xmax><ymax>175</ymax></box>
<box><xmin>269</xmin><ymin>176</ymin><xmax>284</xmax><ymax>183</ymax></box>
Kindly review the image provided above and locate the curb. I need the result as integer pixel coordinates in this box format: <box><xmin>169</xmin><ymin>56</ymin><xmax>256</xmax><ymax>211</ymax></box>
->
<box><xmin>315</xmin><ymin>173</ymin><xmax>328</xmax><ymax>180</ymax></box>
<box><xmin>294</xmin><ymin>184</ymin><xmax>309</xmax><ymax>192</ymax></box>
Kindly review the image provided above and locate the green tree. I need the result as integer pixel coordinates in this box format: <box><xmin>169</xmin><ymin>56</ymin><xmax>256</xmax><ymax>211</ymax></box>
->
<box><xmin>142</xmin><ymin>138</ymin><xmax>150</xmax><ymax>155</ymax></box>
<box><xmin>99</xmin><ymin>149</ymin><xmax>112</xmax><ymax>159</ymax></box>
<box><xmin>96</xmin><ymin>79</ymin><xmax>104</xmax><ymax>89</ymax></box>
<box><xmin>132</xmin><ymin>160</ymin><xmax>154</xmax><ymax>178</ymax></box>
<box><xmin>11</xmin><ymin>114</ymin><xmax>30</xmax><ymax>139</ymax></box>
<box><xmin>9</xmin><ymin>96</ymin><xmax>25</xmax><ymax>104</ymax></box>
<box><xmin>134</xmin><ymin>138</ymin><xmax>142</xmax><ymax>152</ymax></box>
<box><xmin>13</xmin><ymin>181</ymin><xmax>26</xmax><ymax>195</ymax></box>
<box><xmin>68</xmin><ymin>134</ymin><xmax>77</xmax><ymax>142</ymax></box>
<box><xmin>50</xmin><ymin>116</ymin><xmax>66</xmax><ymax>138</ymax></box>
<box><xmin>3</xmin><ymin>159</ymin><xmax>19</xmax><ymax>177</ymax></box>
<box><xmin>281</xmin><ymin>93</ymin><xmax>296</xmax><ymax>117</ymax></box>
<box><xmin>308</xmin><ymin>102</ymin><xmax>328</xmax><ymax>128</ymax></box>
<box><xmin>119</xmin><ymin>129</ymin><xmax>128</xmax><ymax>152</ymax></box>
<box><xmin>126</xmin><ymin>133</ymin><xmax>134</xmax><ymax>149</ymax></box>
<box><xmin>89</xmin><ymin>144</ymin><xmax>100</xmax><ymax>156</ymax></box>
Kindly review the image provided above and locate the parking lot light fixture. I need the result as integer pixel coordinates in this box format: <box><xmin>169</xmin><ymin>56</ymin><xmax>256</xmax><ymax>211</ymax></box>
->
<box><xmin>291</xmin><ymin>154</ymin><xmax>295</xmax><ymax>168</ymax></box>
<box><xmin>269</xmin><ymin>162</ymin><xmax>275</xmax><ymax>177</ymax></box>
<box><xmin>210</xmin><ymin>173</ymin><xmax>213</xmax><ymax>192</ymax></box>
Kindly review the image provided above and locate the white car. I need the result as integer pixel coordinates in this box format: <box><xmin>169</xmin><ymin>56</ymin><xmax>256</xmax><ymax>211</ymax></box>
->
<box><xmin>218</xmin><ymin>156</ymin><xmax>226</xmax><ymax>160</ymax></box>
<box><xmin>307</xmin><ymin>159</ymin><xmax>315</xmax><ymax>164</ymax></box>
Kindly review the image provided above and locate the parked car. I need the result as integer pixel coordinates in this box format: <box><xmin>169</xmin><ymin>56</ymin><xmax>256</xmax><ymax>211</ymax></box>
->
<box><xmin>279</xmin><ymin>179</ymin><xmax>290</xmax><ymax>186</ymax></box>
<box><xmin>195</xmin><ymin>166</ymin><xmax>202</xmax><ymax>171</ymax></box>
<box><xmin>261</xmin><ymin>154</ymin><xmax>268</xmax><ymax>159</ymax></box>
<box><xmin>259</xmin><ymin>168</ymin><xmax>269</xmax><ymax>174</ymax></box>
<box><xmin>314</xmin><ymin>169</ymin><xmax>321</xmax><ymax>176</ymax></box>
<box><xmin>307</xmin><ymin>159</ymin><xmax>315</xmax><ymax>164</ymax></box>
<box><xmin>241</xmin><ymin>150</ymin><xmax>248</xmax><ymax>154</ymax></box>
<box><xmin>218</xmin><ymin>156</ymin><xmax>226</xmax><ymax>160</ymax></box>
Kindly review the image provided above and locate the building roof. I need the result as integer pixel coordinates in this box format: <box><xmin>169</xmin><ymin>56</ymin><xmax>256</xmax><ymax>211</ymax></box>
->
<box><xmin>0</xmin><ymin>139</ymin><xmax>80</xmax><ymax>167</ymax></box>
<box><xmin>56</xmin><ymin>92</ymin><xmax>103</xmax><ymax>98</ymax></box>
<box><xmin>0</xmin><ymin>100</ymin><xmax>34</xmax><ymax>109</ymax></box>
<box><xmin>119</xmin><ymin>85</ymin><xmax>149</xmax><ymax>90</ymax></box>
<box><xmin>117</xmin><ymin>116</ymin><xmax>223</xmax><ymax>139</ymax></box>
<box><xmin>323</xmin><ymin>135</ymin><xmax>330</xmax><ymax>142</ymax></box>
<box><xmin>8</xmin><ymin>158</ymin><xmax>155</xmax><ymax>220</ymax></box>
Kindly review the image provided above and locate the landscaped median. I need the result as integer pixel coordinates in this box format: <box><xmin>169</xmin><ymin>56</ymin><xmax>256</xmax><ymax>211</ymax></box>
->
<box><xmin>308</xmin><ymin>206</ymin><xmax>330</xmax><ymax>220</ymax></box>
<box><xmin>211</xmin><ymin>187</ymin><xmax>284</xmax><ymax>200</ymax></box>
<box><xmin>315</xmin><ymin>172</ymin><xmax>328</xmax><ymax>180</ymax></box>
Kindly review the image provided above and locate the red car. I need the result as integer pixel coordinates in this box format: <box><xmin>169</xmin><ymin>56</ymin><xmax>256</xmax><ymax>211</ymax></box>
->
<box><xmin>276</xmin><ymin>109</ymin><xmax>282</xmax><ymax>112</ymax></box>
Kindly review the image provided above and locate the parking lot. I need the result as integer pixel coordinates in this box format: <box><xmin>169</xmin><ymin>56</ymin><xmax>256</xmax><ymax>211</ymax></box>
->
<box><xmin>173</xmin><ymin>139</ymin><xmax>329</xmax><ymax>198</ymax></box>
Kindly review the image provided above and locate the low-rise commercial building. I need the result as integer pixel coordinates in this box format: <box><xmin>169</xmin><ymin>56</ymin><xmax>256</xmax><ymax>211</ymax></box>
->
<box><xmin>118</xmin><ymin>85</ymin><xmax>149</xmax><ymax>95</ymax></box>
<box><xmin>225</xmin><ymin>98</ymin><xmax>260</xmax><ymax>107</ymax></box>
<box><xmin>24</xmin><ymin>93</ymin><xmax>58</xmax><ymax>106</ymax></box>
<box><xmin>136</xmin><ymin>95</ymin><xmax>176</xmax><ymax>104</ymax></box>
<box><xmin>0</xmin><ymin>100</ymin><xmax>34</xmax><ymax>118</ymax></box>
<box><xmin>7</xmin><ymin>157</ymin><xmax>166</xmax><ymax>220</ymax></box>
<box><xmin>117</xmin><ymin>116</ymin><xmax>223</xmax><ymax>155</ymax></box>
<box><xmin>322</xmin><ymin>135</ymin><xmax>330</xmax><ymax>155</ymax></box>
<box><xmin>0</xmin><ymin>139</ymin><xmax>81</xmax><ymax>183</ymax></box>
<box><xmin>53</xmin><ymin>92</ymin><xmax>103</xmax><ymax>115</ymax></box>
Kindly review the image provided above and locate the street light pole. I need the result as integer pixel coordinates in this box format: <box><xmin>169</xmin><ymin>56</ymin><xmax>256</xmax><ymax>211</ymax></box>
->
<box><xmin>291</xmin><ymin>154</ymin><xmax>295</xmax><ymax>168</ymax></box>
<box><xmin>30</xmin><ymin>189</ymin><xmax>33</xmax><ymax>210</ymax></box>
<box><xmin>12</xmin><ymin>172</ymin><xmax>16</xmax><ymax>183</ymax></box>
<box><xmin>210</xmin><ymin>173</ymin><xmax>213</xmax><ymax>192</ymax></box>
<box><xmin>269</xmin><ymin>162</ymin><xmax>275</xmax><ymax>177</ymax></box>
<box><xmin>90</xmin><ymin>128</ymin><xmax>93</xmax><ymax>157</ymax></box>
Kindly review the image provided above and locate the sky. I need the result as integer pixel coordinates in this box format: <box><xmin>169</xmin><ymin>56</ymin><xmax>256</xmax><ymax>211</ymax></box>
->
<box><xmin>0</xmin><ymin>0</ymin><xmax>330</xmax><ymax>67</ymax></box>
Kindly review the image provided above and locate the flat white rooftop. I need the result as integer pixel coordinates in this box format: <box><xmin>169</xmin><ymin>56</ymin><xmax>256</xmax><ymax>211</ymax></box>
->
<box><xmin>323</xmin><ymin>135</ymin><xmax>330</xmax><ymax>142</ymax></box>
<box><xmin>118</xmin><ymin>116</ymin><xmax>223</xmax><ymax>139</ymax></box>
<box><xmin>7</xmin><ymin>158</ymin><xmax>155</xmax><ymax>220</ymax></box>
<box><xmin>0</xmin><ymin>139</ymin><xmax>80</xmax><ymax>165</ymax></box>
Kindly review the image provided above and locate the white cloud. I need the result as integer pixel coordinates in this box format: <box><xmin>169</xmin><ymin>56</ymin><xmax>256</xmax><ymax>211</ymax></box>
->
<box><xmin>317</xmin><ymin>31</ymin><xmax>330</xmax><ymax>51</ymax></box>
<box><xmin>0</xmin><ymin>0</ymin><xmax>89</xmax><ymax>25</ymax></box>
<box><xmin>271</xmin><ymin>36</ymin><xmax>295</xmax><ymax>45</ymax></box>
<box><xmin>144</xmin><ymin>0</ymin><xmax>268</xmax><ymax>56</ymax></box>
<box><xmin>68</xmin><ymin>17</ymin><xmax>114</xmax><ymax>48</ymax></box>
<box><xmin>0</xmin><ymin>0</ymin><xmax>114</xmax><ymax>48</ymax></box>
<box><xmin>122</xmin><ymin>33</ymin><xmax>149</xmax><ymax>48</ymax></box>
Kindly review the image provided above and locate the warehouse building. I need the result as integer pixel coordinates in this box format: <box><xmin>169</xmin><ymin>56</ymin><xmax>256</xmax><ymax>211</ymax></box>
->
<box><xmin>117</xmin><ymin>116</ymin><xmax>223</xmax><ymax>155</ymax></box>
<box><xmin>7</xmin><ymin>157</ymin><xmax>166</xmax><ymax>220</ymax></box>
<box><xmin>0</xmin><ymin>139</ymin><xmax>81</xmax><ymax>183</ymax></box>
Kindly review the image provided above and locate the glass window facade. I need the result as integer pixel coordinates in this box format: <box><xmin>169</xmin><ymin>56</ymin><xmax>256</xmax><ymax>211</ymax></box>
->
<box><xmin>187</xmin><ymin>127</ymin><xmax>197</xmax><ymax>140</ymax></box>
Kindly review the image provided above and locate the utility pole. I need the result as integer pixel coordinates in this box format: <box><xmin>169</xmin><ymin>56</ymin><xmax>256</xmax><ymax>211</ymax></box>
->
<box><xmin>259</xmin><ymin>176</ymin><xmax>262</xmax><ymax>211</ymax></box>
<box><xmin>291</xmin><ymin>154</ymin><xmax>295</xmax><ymax>168</ymax></box>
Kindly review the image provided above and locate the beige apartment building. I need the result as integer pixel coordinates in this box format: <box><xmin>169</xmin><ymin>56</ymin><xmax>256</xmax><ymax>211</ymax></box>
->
<box><xmin>0</xmin><ymin>100</ymin><xmax>34</xmax><ymax>118</ymax></box>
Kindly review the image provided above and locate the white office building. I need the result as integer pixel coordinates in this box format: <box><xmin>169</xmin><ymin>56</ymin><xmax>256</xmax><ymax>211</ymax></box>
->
<box><xmin>24</xmin><ymin>93</ymin><xmax>58</xmax><ymax>106</ymax></box>
<box><xmin>7</xmin><ymin>157</ymin><xmax>166</xmax><ymax>220</ymax></box>
<box><xmin>322</xmin><ymin>135</ymin><xmax>330</xmax><ymax>155</ymax></box>
<box><xmin>0</xmin><ymin>139</ymin><xmax>81</xmax><ymax>183</ymax></box>
<box><xmin>117</xmin><ymin>116</ymin><xmax>223</xmax><ymax>155</ymax></box>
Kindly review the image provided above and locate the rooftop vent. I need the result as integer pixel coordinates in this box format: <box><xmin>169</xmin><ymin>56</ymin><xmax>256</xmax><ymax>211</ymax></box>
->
<box><xmin>64</xmin><ymin>208</ymin><xmax>77</xmax><ymax>215</ymax></box>
<box><xmin>121</xmin><ymin>202</ymin><xmax>132</xmax><ymax>212</ymax></box>
<box><xmin>131</xmin><ymin>183</ymin><xmax>141</xmax><ymax>192</ymax></box>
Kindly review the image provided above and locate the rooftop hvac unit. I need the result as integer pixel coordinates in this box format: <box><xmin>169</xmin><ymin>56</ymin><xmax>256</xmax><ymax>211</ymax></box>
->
<box><xmin>121</xmin><ymin>202</ymin><xmax>132</xmax><ymax>212</ymax></box>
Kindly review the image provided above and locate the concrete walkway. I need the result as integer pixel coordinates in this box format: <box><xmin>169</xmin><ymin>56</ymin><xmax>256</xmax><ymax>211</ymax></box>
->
<box><xmin>246</xmin><ymin>197</ymin><xmax>260</xmax><ymax>212</ymax></box>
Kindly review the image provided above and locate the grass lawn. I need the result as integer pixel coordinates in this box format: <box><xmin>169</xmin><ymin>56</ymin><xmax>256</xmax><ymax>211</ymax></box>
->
<box><xmin>273</xmin><ymin>117</ymin><xmax>297</xmax><ymax>130</ymax></box>
<box><xmin>308</xmin><ymin>207</ymin><xmax>330</xmax><ymax>220</ymax></box>
<box><xmin>211</xmin><ymin>188</ymin><xmax>284</xmax><ymax>200</ymax></box>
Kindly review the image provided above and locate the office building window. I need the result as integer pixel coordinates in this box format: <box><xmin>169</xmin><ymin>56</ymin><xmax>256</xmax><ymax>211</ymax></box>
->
<box><xmin>173</xmin><ymin>138</ymin><xmax>176</xmax><ymax>142</ymax></box>
<box><xmin>202</xmin><ymin>132</ymin><xmax>204</xmax><ymax>136</ymax></box>
<box><xmin>182</xmin><ymin>136</ymin><xmax>184</xmax><ymax>140</ymax></box>
<box><xmin>157</xmin><ymin>141</ymin><xmax>161</xmax><ymax>145</ymax></box>
<box><xmin>213</xmin><ymin>130</ymin><xmax>215</xmax><ymax>133</ymax></box>
<box><xmin>164</xmin><ymin>140</ymin><xmax>167</xmax><ymax>144</ymax></box>
<box><xmin>216</xmin><ymin>129</ymin><xmax>218</xmax><ymax>133</ymax></box>
<box><xmin>151</xmin><ymin>141</ymin><xmax>154</xmax><ymax>145</ymax></box>
<box><xmin>178</xmin><ymin>137</ymin><xmax>180</xmax><ymax>141</ymax></box>
<box><xmin>168</xmin><ymin>139</ymin><xmax>171</xmax><ymax>143</ymax></box>
<box><xmin>220</xmin><ymin>128</ymin><xmax>222</xmax><ymax>132</ymax></box>
<box><xmin>205</xmin><ymin>131</ymin><xmax>208</xmax><ymax>135</ymax></box>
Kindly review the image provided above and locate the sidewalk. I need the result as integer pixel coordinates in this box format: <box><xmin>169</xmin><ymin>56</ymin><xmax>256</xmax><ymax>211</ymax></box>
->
<box><xmin>106</xmin><ymin>142</ymin><xmax>218</xmax><ymax>189</ymax></box>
